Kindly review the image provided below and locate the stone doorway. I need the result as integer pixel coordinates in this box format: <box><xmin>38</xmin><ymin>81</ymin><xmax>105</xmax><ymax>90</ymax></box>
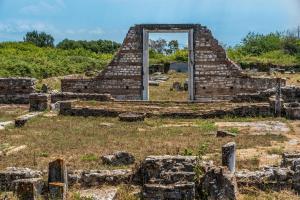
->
<box><xmin>142</xmin><ymin>29</ymin><xmax>194</xmax><ymax>101</ymax></box>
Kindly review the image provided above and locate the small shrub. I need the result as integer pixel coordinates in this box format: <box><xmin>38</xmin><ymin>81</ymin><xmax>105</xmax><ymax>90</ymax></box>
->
<box><xmin>182</xmin><ymin>148</ymin><xmax>193</xmax><ymax>156</ymax></box>
<box><xmin>38</xmin><ymin>152</ymin><xmax>49</xmax><ymax>157</ymax></box>
<box><xmin>194</xmin><ymin>143</ymin><xmax>209</xmax><ymax>180</ymax></box>
<box><xmin>197</xmin><ymin>121</ymin><xmax>217</xmax><ymax>132</ymax></box>
<box><xmin>227</xmin><ymin>127</ymin><xmax>240</xmax><ymax>135</ymax></box>
<box><xmin>267</xmin><ymin>147</ymin><xmax>284</xmax><ymax>155</ymax></box>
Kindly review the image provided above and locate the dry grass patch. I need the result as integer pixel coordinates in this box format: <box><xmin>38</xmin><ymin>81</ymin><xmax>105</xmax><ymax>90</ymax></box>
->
<box><xmin>239</xmin><ymin>188</ymin><xmax>300</xmax><ymax>200</ymax></box>
<box><xmin>0</xmin><ymin>105</ymin><xmax>28</xmax><ymax>121</ymax></box>
<box><xmin>0</xmin><ymin>115</ymin><xmax>288</xmax><ymax>171</ymax></box>
<box><xmin>149</xmin><ymin>71</ymin><xmax>188</xmax><ymax>101</ymax></box>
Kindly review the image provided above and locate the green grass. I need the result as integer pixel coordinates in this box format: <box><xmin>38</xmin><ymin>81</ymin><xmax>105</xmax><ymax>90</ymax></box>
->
<box><xmin>81</xmin><ymin>153</ymin><xmax>98</xmax><ymax>162</ymax></box>
<box><xmin>228</xmin><ymin>49</ymin><xmax>299</xmax><ymax>67</ymax></box>
<box><xmin>196</xmin><ymin>121</ymin><xmax>217</xmax><ymax>132</ymax></box>
<box><xmin>227</xmin><ymin>127</ymin><xmax>240</xmax><ymax>135</ymax></box>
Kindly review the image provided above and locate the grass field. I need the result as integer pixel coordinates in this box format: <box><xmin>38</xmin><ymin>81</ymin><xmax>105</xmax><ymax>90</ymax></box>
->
<box><xmin>0</xmin><ymin>114</ymin><xmax>288</xmax><ymax>171</ymax></box>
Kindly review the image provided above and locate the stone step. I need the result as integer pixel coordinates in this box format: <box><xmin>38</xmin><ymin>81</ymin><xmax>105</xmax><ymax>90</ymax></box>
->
<box><xmin>143</xmin><ymin>182</ymin><xmax>195</xmax><ymax>200</ymax></box>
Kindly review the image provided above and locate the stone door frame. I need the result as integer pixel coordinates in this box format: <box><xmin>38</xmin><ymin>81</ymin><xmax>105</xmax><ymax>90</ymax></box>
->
<box><xmin>142</xmin><ymin>29</ymin><xmax>194</xmax><ymax>101</ymax></box>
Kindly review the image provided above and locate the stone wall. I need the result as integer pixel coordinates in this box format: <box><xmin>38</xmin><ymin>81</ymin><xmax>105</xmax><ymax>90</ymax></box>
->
<box><xmin>59</xmin><ymin>101</ymin><xmax>272</xmax><ymax>118</ymax></box>
<box><xmin>51</xmin><ymin>92</ymin><xmax>114</xmax><ymax>103</ymax></box>
<box><xmin>61</xmin><ymin>24</ymin><xmax>281</xmax><ymax>102</ymax></box>
<box><xmin>232</xmin><ymin>86</ymin><xmax>300</xmax><ymax>103</ymax></box>
<box><xmin>0</xmin><ymin>78</ymin><xmax>36</xmax><ymax>104</ymax></box>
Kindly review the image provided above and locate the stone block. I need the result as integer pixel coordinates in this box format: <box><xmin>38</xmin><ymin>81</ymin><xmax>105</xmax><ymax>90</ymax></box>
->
<box><xmin>201</xmin><ymin>167</ymin><xmax>238</xmax><ymax>200</ymax></box>
<box><xmin>49</xmin><ymin>182</ymin><xmax>66</xmax><ymax>200</ymax></box>
<box><xmin>222</xmin><ymin>142</ymin><xmax>236</xmax><ymax>173</ymax></box>
<box><xmin>12</xmin><ymin>178</ymin><xmax>44</xmax><ymax>200</ymax></box>
<box><xmin>0</xmin><ymin>167</ymin><xmax>42</xmax><ymax>191</ymax></box>
<box><xmin>143</xmin><ymin>182</ymin><xmax>195</xmax><ymax>200</ymax></box>
<box><xmin>29</xmin><ymin>93</ymin><xmax>48</xmax><ymax>112</ymax></box>
<box><xmin>119</xmin><ymin>113</ymin><xmax>145</xmax><ymax>122</ymax></box>
<box><xmin>101</xmin><ymin>151</ymin><xmax>135</xmax><ymax>166</ymax></box>
<box><xmin>285</xmin><ymin>102</ymin><xmax>300</xmax><ymax>120</ymax></box>
<box><xmin>217</xmin><ymin>130</ymin><xmax>236</xmax><ymax>137</ymax></box>
<box><xmin>48</xmin><ymin>159</ymin><xmax>68</xmax><ymax>200</ymax></box>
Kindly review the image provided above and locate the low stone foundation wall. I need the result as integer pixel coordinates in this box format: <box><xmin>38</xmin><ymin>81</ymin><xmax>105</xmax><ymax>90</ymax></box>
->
<box><xmin>51</xmin><ymin>92</ymin><xmax>115</xmax><ymax>103</ymax></box>
<box><xmin>0</xmin><ymin>78</ymin><xmax>36</xmax><ymax>104</ymax></box>
<box><xmin>59</xmin><ymin>101</ymin><xmax>272</xmax><ymax>118</ymax></box>
<box><xmin>232</xmin><ymin>86</ymin><xmax>300</xmax><ymax>103</ymax></box>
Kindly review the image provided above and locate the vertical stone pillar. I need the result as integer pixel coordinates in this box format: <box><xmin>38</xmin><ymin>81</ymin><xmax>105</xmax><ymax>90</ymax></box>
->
<box><xmin>275</xmin><ymin>78</ymin><xmax>282</xmax><ymax>117</ymax></box>
<box><xmin>222</xmin><ymin>142</ymin><xmax>236</xmax><ymax>173</ymax></box>
<box><xmin>48</xmin><ymin>159</ymin><xmax>68</xmax><ymax>200</ymax></box>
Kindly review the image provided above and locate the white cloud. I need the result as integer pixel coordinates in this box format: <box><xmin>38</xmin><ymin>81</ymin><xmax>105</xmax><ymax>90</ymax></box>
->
<box><xmin>88</xmin><ymin>28</ymin><xmax>104</xmax><ymax>35</ymax></box>
<box><xmin>0</xmin><ymin>20</ymin><xmax>105</xmax><ymax>42</ymax></box>
<box><xmin>20</xmin><ymin>0</ymin><xmax>65</xmax><ymax>15</ymax></box>
<box><xmin>0</xmin><ymin>20</ymin><xmax>56</xmax><ymax>33</ymax></box>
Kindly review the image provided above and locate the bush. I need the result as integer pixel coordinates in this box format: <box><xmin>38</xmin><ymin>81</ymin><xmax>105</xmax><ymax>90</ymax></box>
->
<box><xmin>0</xmin><ymin>42</ymin><xmax>113</xmax><ymax>79</ymax></box>
<box><xmin>227</xmin><ymin>31</ymin><xmax>300</xmax><ymax>68</ymax></box>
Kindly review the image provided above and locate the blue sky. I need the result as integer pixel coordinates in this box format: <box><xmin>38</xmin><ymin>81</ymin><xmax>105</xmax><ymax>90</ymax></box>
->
<box><xmin>0</xmin><ymin>0</ymin><xmax>299</xmax><ymax>46</ymax></box>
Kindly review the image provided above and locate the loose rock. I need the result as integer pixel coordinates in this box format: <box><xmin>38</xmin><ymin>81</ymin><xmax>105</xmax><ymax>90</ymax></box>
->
<box><xmin>101</xmin><ymin>151</ymin><xmax>135</xmax><ymax>166</ymax></box>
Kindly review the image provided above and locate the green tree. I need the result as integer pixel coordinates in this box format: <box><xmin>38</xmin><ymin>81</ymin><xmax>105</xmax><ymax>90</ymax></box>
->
<box><xmin>240</xmin><ymin>32</ymin><xmax>282</xmax><ymax>55</ymax></box>
<box><xmin>166</xmin><ymin>40</ymin><xmax>179</xmax><ymax>54</ymax></box>
<box><xmin>149</xmin><ymin>39</ymin><xmax>167</xmax><ymax>54</ymax></box>
<box><xmin>282</xmin><ymin>36</ymin><xmax>300</xmax><ymax>55</ymax></box>
<box><xmin>56</xmin><ymin>39</ymin><xmax>121</xmax><ymax>54</ymax></box>
<box><xmin>23</xmin><ymin>31</ymin><xmax>54</xmax><ymax>47</ymax></box>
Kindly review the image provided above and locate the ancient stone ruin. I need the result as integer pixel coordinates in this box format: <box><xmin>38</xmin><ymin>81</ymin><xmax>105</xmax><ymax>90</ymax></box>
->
<box><xmin>0</xmin><ymin>78</ymin><xmax>36</xmax><ymax>104</ymax></box>
<box><xmin>61</xmin><ymin>24</ymin><xmax>282</xmax><ymax>102</ymax></box>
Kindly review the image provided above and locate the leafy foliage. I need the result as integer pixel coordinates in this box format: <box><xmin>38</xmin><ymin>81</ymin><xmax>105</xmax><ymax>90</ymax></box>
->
<box><xmin>149</xmin><ymin>49</ymin><xmax>188</xmax><ymax>65</ymax></box>
<box><xmin>228</xmin><ymin>32</ymin><xmax>300</xmax><ymax>67</ymax></box>
<box><xmin>24</xmin><ymin>31</ymin><xmax>55</xmax><ymax>48</ymax></box>
<box><xmin>57</xmin><ymin>39</ymin><xmax>121</xmax><ymax>54</ymax></box>
<box><xmin>150</xmin><ymin>39</ymin><xmax>181</xmax><ymax>55</ymax></box>
<box><xmin>0</xmin><ymin>42</ymin><xmax>112</xmax><ymax>79</ymax></box>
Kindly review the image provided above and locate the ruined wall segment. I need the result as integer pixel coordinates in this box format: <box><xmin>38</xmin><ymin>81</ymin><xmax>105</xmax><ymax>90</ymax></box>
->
<box><xmin>62</xmin><ymin>26</ymin><xmax>144</xmax><ymax>100</ymax></box>
<box><xmin>0</xmin><ymin>78</ymin><xmax>36</xmax><ymax>104</ymax></box>
<box><xmin>61</xmin><ymin>24</ymin><xmax>283</xmax><ymax>102</ymax></box>
<box><xmin>192</xmin><ymin>25</ymin><xmax>283</xmax><ymax>101</ymax></box>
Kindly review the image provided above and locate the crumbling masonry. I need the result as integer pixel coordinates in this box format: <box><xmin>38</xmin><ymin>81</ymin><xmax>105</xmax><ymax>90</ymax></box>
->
<box><xmin>61</xmin><ymin>24</ymin><xmax>283</xmax><ymax>102</ymax></box>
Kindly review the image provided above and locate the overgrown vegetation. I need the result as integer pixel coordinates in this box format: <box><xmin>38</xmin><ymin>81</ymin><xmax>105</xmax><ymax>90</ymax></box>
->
<box><xmin>57</xmin><ymin>39</ymin><xmax>121</xmax><ymax>54</ymax></box>
<box><xmin>0</xmin><ymin>42</ymin><xmax>112</xmax><ymax>79</ymax></box>
<box><xmin>149</xmin><ymin>49</ymin><xmax>188</xmax><ymax>65</ymax></box>
<box><xmin>227</xmin><ymin>32</ymin><xmax>300</xmax><ymax>68</ymax></box>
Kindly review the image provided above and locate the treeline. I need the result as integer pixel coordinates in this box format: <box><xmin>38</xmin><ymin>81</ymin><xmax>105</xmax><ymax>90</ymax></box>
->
<box><xmin>24</xmin><ymin>31</ymin><xmax>121</xmax><ymax>54</ymax></box>
<box><xmin>227</xmin><ymin>32</ymin><xmax>300</xmax><ymax>68</ymax></box>
<box><xmin>56</xmin><ymin>39</ymin><xmax>121</xmax><ymax>54</ymax></box>
<box><xmin>0</xmin><ymin>31</ymin><xmax>120</xmax><ymax>79</ymax></box>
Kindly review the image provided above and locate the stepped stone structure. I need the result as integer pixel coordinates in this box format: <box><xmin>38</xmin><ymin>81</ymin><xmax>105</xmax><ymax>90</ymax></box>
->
<box><xmin>62</xmin><ymin>24</ymin><xmax>282</xmax><ymax>102</ymax></box>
